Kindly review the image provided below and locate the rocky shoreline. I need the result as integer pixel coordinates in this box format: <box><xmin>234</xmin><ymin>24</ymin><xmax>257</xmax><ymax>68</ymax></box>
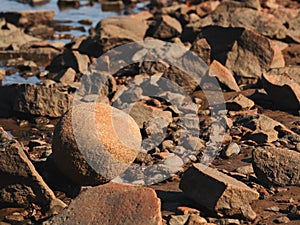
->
<box><xmin>0</xmin><ymin>0</ymin><xmax>300</xmax><ymax>224</ymax></box>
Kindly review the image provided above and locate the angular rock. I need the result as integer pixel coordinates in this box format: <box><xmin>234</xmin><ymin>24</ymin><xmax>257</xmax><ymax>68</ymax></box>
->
<box><xmin>2</xmin><ymin>10</ymin><xmax>55</xmax><ymax>27</ymax></box>
<box><xmin>253</xmin><ymin>147</ymin><xmax>300</xmax><ymax>187</ymax></box>
<box><xmin>208</xmin><ymin>60</ymin><xmax>240</xmax><ymax>92</ymax></box>
<box><xmin>191</xmin><ymin>38</ymin><xmax>211</xmax><ymax>65</ymax></box>
<box><xmin>13</xmin><ymin>84</ymin><xmax>72</xmax><ymax>117</ymax></box>
<box><xmin>0</xmin><ymin>20</ymin><xmax>40</xmax><ymax>49</ymax></box>
<box><xmin>95</xmin><ymin>16</ymin><xmax>148</xmax><ymax>52</ymax></box>
<box><xmin>268</xmin><ymin>66</ymin><xmax>300</xmax><ymax>85</ymax></box>
<box><xmin>147</xmin><ymin>15</ymin><xmax>182</xmax><ymax>40</ymax></box>
<box><xmin>286</xmin><ymin>12</ymin><xmax>300</xmax><ymax>43</ymax></box>
<box><xmin>169</xmin><ymin>215</ymin><xmax>189</xmax><ymax>225</ymax></box>
<box><xmin>0</xmin><ymin>127</ymin><xmax>66</xmax><ymax>209</ymax></box>
<box><xmin>225</xmin><ymin>28</ymin><xmax>284</xmax><ymax>84</ymax></box>
<box><xmin>262</xmin><ymin>73</ymin><xmax>300</xmax><ymax>111</ymax></box>
<box><xmin>43</xmin><ymin>182</ymin><xmax>162</xmax><ymax>225</ymax></box>
<box><xmin>52</xmin><ymin>103</ymin><xmax>141</xmax><ymax>186</ymax></box>
<box><xmin>180</xmin><ymin>164</ymin><xmax>259</xmax><ymax>220</ymax></box>
<box><xmin>236</xmin><ymin>114</ymin><xmax>284</xmax><ymax>143</ymax></box>
<box><xmin>226</xmin><ymin>94</ymin><xmax>255</xmax><ymax>111</ymax></box>
<box><xmin>222</xmin><ymin>142</ymin><xmax>240</xmax><ymax>158</ymax></box>
<box><xmin>54</xmin><ymin>67</ymin><xmax>76</xmax><ymax>83</ymax></box>
<box><xmin>57</xmin><ymin>0</ymin><xmax>80</xmax><ymax>8</ymax></box>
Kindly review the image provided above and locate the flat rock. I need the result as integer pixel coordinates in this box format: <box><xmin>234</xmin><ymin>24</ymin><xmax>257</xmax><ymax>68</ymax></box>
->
<box><xmin>13</xmin><ymin>84</ymin><xmax>72</xmax><ymax>117</ymax></box>
<box><xmin>43</xmin><ymin>182</ymin><xmax>162</xmax><ymax>225</ymax></box>
<box><xmin>226</xmin><ymin>94</ymin><xmax>255</xmax><ymax>111</ymax></box>
<box><xmin>209</xmin><ymin>60</ymin><xmax>240</xmax><ymax>92</ymax></box>
<box><xmin>253</xmin><ymin>147</ymin><xmax>300</xmax><ymax>187</ymax></box>
<box><xmin>52</xmin><ymin>103</ymin><xmax>141</xmax><ymax>186</ymax></box>
<box><xmin>262</xmin><ymin>73</ymin><xmax>300</xmax><ymax>110</ymax></box>
<box><xmin>0</xmin><ymin>127</ymin><xmax>66</xmax><ymax>210</ymax></box>
<box><xmin>1</xmin><ymin>10</ymin><xmax>55</xmax><ymax>27</ymax></box>
<box><xmin>180</xmin><ymin>164</ymin><xmax>259</xmax><ymax>220</ymax></box>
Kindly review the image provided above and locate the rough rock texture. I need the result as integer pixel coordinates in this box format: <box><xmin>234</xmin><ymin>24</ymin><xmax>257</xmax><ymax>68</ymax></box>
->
<box><xmin>226</xmin><ymin>94</ymin><xmax>255</xmax><ymax>111</ymax></box>
<box><xmin>236</xmin><ymin>114</ymin><xmax>284</xmax><ymax>143</ymax></box>
<box><xmin>0</xmin><ymin>127</ymin><xmax>66</xmax><ymax>209</ymax></box>
<box><xmin>13</xmin><ymin>84</ymin><xmax>72</xmax><ymax>118</ymax></box>
<box><xmin>180</xmin><ymin>164</ymin><xmax>259</xmax><ymax>220</ymax></box>
<box><xmin>262</xmin><ymin>73</ymin><xmax>300</xmax><ymax>111</ymax></box>
<box><xmin>95</xmin><ymin>16</ymin><xmax>148</xmax><ymax>52</ymax></box>
<box><xmin>253</xmin><ymin>147</ymin><xmax>300</xmax><ymax>187</ymax></box>
<box><xmin>191</xmin><ymin>38</ymin><xmax>211</xmax><ymax>65</ymax></box>
<box><xmin>0</xmin><ymin>20</ymin><xmax>40</xmax><ymax>49</ymax></box>
<box><xmin>208</xmin><ymin>60</ymin><xmax>240</xmax><ymax>92</ymax></box>
<box><xmin>1</xmin><ymin>10</ymin><xmax>55</xmax><ymax>27</ymax></box>
<box><xmin>43</xmin><ymin>182</ymin><xmax>162</xmax><ymax>225</ymax></box>
<box><xmin>52</xmin><ymin>103</ymin><xmax>142</xmax><ymax>186</ymax></box>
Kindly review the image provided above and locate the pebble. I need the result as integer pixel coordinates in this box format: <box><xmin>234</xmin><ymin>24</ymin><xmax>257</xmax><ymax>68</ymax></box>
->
<box><xmin>222</xmin><ymin>142</ymin><xmax>240</xmax><ymax>158</ymax></box>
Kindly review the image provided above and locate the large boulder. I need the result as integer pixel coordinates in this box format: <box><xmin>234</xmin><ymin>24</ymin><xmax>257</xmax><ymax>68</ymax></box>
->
<box><xmin>0</xmin><ymin>127</ymin><xmax>66</xmax><ymax>210</ymax></box>
<box><xmin>180</xmin><ymin>164</ymin><xmax>259</xmax><ymax>220</ymax></box>
<box><xmin>253</xmin><ymin>147</ymin><xmax>300</xmax><ymax>187</ymax></box>
<box><xmin>52</xmin><ymin>103</ymin><xmax>142</xmax><ymax>186</ymax></box>
<box><xmin>43</xmin><ymin>182</ymin><xmax>162</xmax><ymax>225</ymax></box>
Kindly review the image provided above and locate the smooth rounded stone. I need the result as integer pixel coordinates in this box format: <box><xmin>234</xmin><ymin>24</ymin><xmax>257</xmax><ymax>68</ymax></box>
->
<box><xmin>222</xmin><ymin>142</ymin><xmax>240</xmax><ymax>158</ymax></box>
<box><xmin>52</xmin><ymin>103</ymin><xmax>142</xmax><ymax>186</ymax></box>
<box><xmin>252</xmin><ymin>147</ymin><xmax>300</xmax><ymax>187</ymax></box>
<box><xmin>43</xmin><ymin>182</ymin><xmax>162</xmax><ymax>225</ymax></box>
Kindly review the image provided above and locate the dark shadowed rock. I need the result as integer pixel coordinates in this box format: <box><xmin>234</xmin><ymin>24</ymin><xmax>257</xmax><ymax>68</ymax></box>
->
<box><xmin>54</xmin><ymin>67</ymin><xmax>76</xmax><ymax>83</ymax></box>
<box><xmin>262</xmin><ymin>73</ymin><xmax>300</xmax><ymax>111</ymax></box>
<box><xmin>253</xmin><ymin>147</ymin><xmax>300</xmax><ymax>187</ymax></box>
<box><xmin>226</xmin><ymin>94</ymin><xmax>255</xmax><ymax>111</ymax></box>
<box><xmin>43</xmin><ymin>182</ymin><xmax>162</xmax><ymax>225</ymax></box>
<box><xmin>191</xmin><ymin>38</ymin><xmax>211</xmax><ymax>65</ymax></box>
<box><xmin>180</xmin><ymin>164</ymin><xmax>259</xmax><ymax>220</ymax></box>
<box><xmin>52</xmin><ymin>103</ymin><xmax>141</xmax><ymax>186</ymax></box>
<box><xmin>0</xmin><ymin>127</ymin><xmax>66</xmax><ymax>210</ymax></box>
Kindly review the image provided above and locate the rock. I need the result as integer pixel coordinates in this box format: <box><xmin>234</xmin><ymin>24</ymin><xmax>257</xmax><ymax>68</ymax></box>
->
<box><xmin>253</xmin><ymin>147</ymin><xmax>300</xmax><ymax>187</ymax></box>
<box><xmin>208</xmin><ymin>60</ymin><xmax>240</xmax><ymax>92</ymax></box>
<box><xmin>54</xmin><ymin>67</ymin><xmax>76</xmax><ymax>83</ymax></box>
<box><xmin>235</xmin><ymin>165</ymin><xmax>254</xmax><ymax>175</ymax></box>
<box><xmin>0</xmin><ymin>127</ymin><xmax>66</xmax><ymax>209</ymax></box>
<box><xmin>27</xmin><ymin>24</ymin><xmax>55</xmax><ymax>39</ymax></box>
<box><xmin>222</xmin><ymin>142</ymin><xmax>240</xmax><ymax>158</ymax></box>
<box><xmin>43</xmin><ymin>182</ymin><xmax>162</xmax><ymax>225</ymax></box>
<box><xmin>262</xmin><ymin>73</ymin><xmax>300</xmax><ymax>111</ymax></box>
<box><xmin>150</xmin><ymin>0</ymin><xmax>169</xmax><ymax>7</ymax></box>
<box><xmin>225</xmin><ymin>28</ymin><xmax>284</xmax><ymax>84</ymax></box>
<box><xmin>187</xmin><ymin>214</ymin><xmax>207</xmax><ymax>225</ymax></box>
<box><xmin>180</xmin><ymin>164</ymin><xmax>259</xmax><ymax>220</ymax></box>
<box><xmin>191</xmin><ymin>38</ymin><xmax>211</xmax><ymax>65</ymax></box>
<box><xmin>267</xmin><ymin>66</ymin><xmax>300</xmax><ymax>85</ymax></box>
<box><xmin>147</xmin><ymin>15</ymin><xmax>182</xmax><ymax>40</ymax></box>
<box><xmin>46</xmin><ymin>50</ymin><xmax>90</xmax><ymax>74</ymax></box>
<box><xmin>236</xmin><ymin>114</ymin><xmax>284</xmax><ymax>143</ymax></box>
<box><xmin>101</xmin><ymin>1</ymin><xmax>124</xmax><ymax>12</ymax></box>
<box><xmin>169</xmin><ymin>215</ymin><xmax>189</xmax><ymax>225</ymax></box>
<box><xmin>0</xmin><ymin>20</ymin><xmax>40</xmax><ymax>49</ymax></box>
<box><xmin>274</xmin><ymin>216</ymin><xmax>290</xmax><ymax>224</ymax></box>
<box><xmin>95</xmin><ymin>16</ymin><xmax>148</xmax><ymax>52</ymax></box>
<box><xmin>57</xmin><ymin>0</ymin><xmax>80</xmax><ymax>8</ymax></box>
<box><xmin>52</xmin><ymin>103</ymin><xmax>141</xmax><ymax>186</ymax></box>
<box><xmin>0</xmin><ymin>69</ymin><xmax>5</xmax><ymax>81</ymax></box>
<box><xmin>13</xmin><ymin>84</ymin><xmax>72</xmax><ymax>117</ymax></box>
<box><xmin>226</xmin><ymin>94</ymin><xmax>255</xmax><ymax>111</ymax></box>
<box><xmin>2</xmin><ymin>10</ymin><xmax>55</xmax><ymax>27</ymax></box>
<box><xmin>286</xmin><ymin>13</ymin><xmax>300</xmax><ymax>43</ymax></box>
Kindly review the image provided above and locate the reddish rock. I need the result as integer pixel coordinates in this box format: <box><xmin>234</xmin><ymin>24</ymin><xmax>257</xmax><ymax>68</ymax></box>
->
<box><xmin>262</xmin><ymin>73</ymin><xmax>300</xmax><ymax>110</ymax></box>
<box><xmin>226</xmin><ymin>94</ymin><xmax>255</xmax><ymax>111</ymax></box>
<box><xmin>43</xmin><ymin>182</ymin><xmax>162</xmax><ymax>225</ymax></box>
<box><xmin>253</xmin><ymin>147</ymin><xmax>300</xmax><ymax>187</ymax></box>
<box><xmin>52</xmin><ymin>103</ymin><xmax>141</xmax><ymax>186</ymax></box>
<box><xmin>180</xmin><ymin>164</ymin><xmax>259</xmax><ymax>220</ymax></box>
<box><xmin>54</xmin><ymin>67</ymin><xmax>76</xmax><ymax>83</ymax></box>
<box><xmin>191</xmin><ymin>38</ymin><xmax>211</xmax><ymax>65</ymax></box>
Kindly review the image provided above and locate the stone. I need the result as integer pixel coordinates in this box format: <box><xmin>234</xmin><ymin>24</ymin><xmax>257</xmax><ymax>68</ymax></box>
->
<box><xmin>286</xmin><ymin>13</ymin><xmax>300</xmax><ymax>43</ymax></box>
<box><xmin>208</xmin><ymin>60</ymin><xmax>240</xmax><ymax>92</ymax></box>
<box><xmin>169</xmin><ymin>215</ymin><xmax>189</xmax><ymax>225</ymax></box>
<box><xmin>225</xmin><ymin>28</ymin><xmax>284</xmax><ymax>84</ymax></box>
<box><xmin>147</xmin><ymin>15</ymin><xmax>182</xmax><ymax>40</ymax></box>
<box><xmin>236</xmin><ymin>114</ymin><xmax>284</xmax><ymax>143</ymax></box>
<box><xmin>235</xmin><ymin>165</ymin><xmax>254</xmax><ymax>175</ymax></box>
<box><xmin>262</xmin><ymin>73</ymin><xmax>300</xmax><ymax>111</ymax></box>
<box><xmin>52</xmin><ymin>103</ymin><xmax>141</xmax><ymax>186</ymax></box>
<box><xmin>54</xmin><ymin>67</ymin><xmax>76</xmax><ymax>83</ymax></box>
<box><xmin>222</xmin><ymin>142</ymin><xmax>240</xmax><ymax>158</ymax></box>
<box><xmin>57</xmin><ymin>0</ymin><xmax>80</xmax><ymax>8</ymax></box>
<box><xmin>187</xmin><ymin>214</ymin><xmax>207</xmax><ymax>225</ymax></box>
<box><xmin>0</xmin><ymin>69</ymin><xmax>5</xmax><ymax>81</ymax></box>
<box><xmin>101</xmin><ymin>1</ymin><xmax>124</xmax><ymax>12</ymax></box>
<box><xmin>274</xmin><ymin>216</ymin><xmax>290</xmax><ymax>224</ymax></box>
<box><xmin>252</xmin><ymin>147</ymin><xmax>300</xmax><ymax>187</ymax></box>
<box><xmin>191</xmin><ymin>38</ymin><xmax>211</xmax><ymax>65</ymax></box>
<box><xmin>2</xmin><ymin>10</ymin><xmax>55</xmax><ymax>27</ymax></box>
<box><xmin>180</xmin><ymin>164</ymin><xmax>259</xmax><ymax>220</ymax></box>
<box><xmin>27</xmin><ymin>24</ymin><xmax>55</xmax><ymax>39</ymax></box>
<box><xmin>226</xmin><ymin>94</ymin><xmax>255</xmax><ymax>111</ymax></box>
<box><xmin>0</xmin><ymin>20</ymin><xmax>40</xmax><ymax>49</ymax></box>
<box><xmin>46</xmin><ymin>50</ymin><xmax>90</xmax><ymax>74</ymax></box>
<box><xmin>0</xmin><ymin>127</ymin><xmax>66</xmax><ymax>209</ymax></box>
<box><xmin>43</xmin><ymin>182</ymin><xmax>162</xmax><ymax>225</ymax></box>
<box><xmin>268</xmin><ymin>66</ymin><xmax>300</xmax><ymax>85</ymax></box>
<box><xmin>13</xmin><ymin>84</ymin><xmax>72</xmax><ymax>117</ymax></box>
<box><xmin>95</xmin><ymin>16</ymin><xmax>148</xmax><ymax>52</ymax></box>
